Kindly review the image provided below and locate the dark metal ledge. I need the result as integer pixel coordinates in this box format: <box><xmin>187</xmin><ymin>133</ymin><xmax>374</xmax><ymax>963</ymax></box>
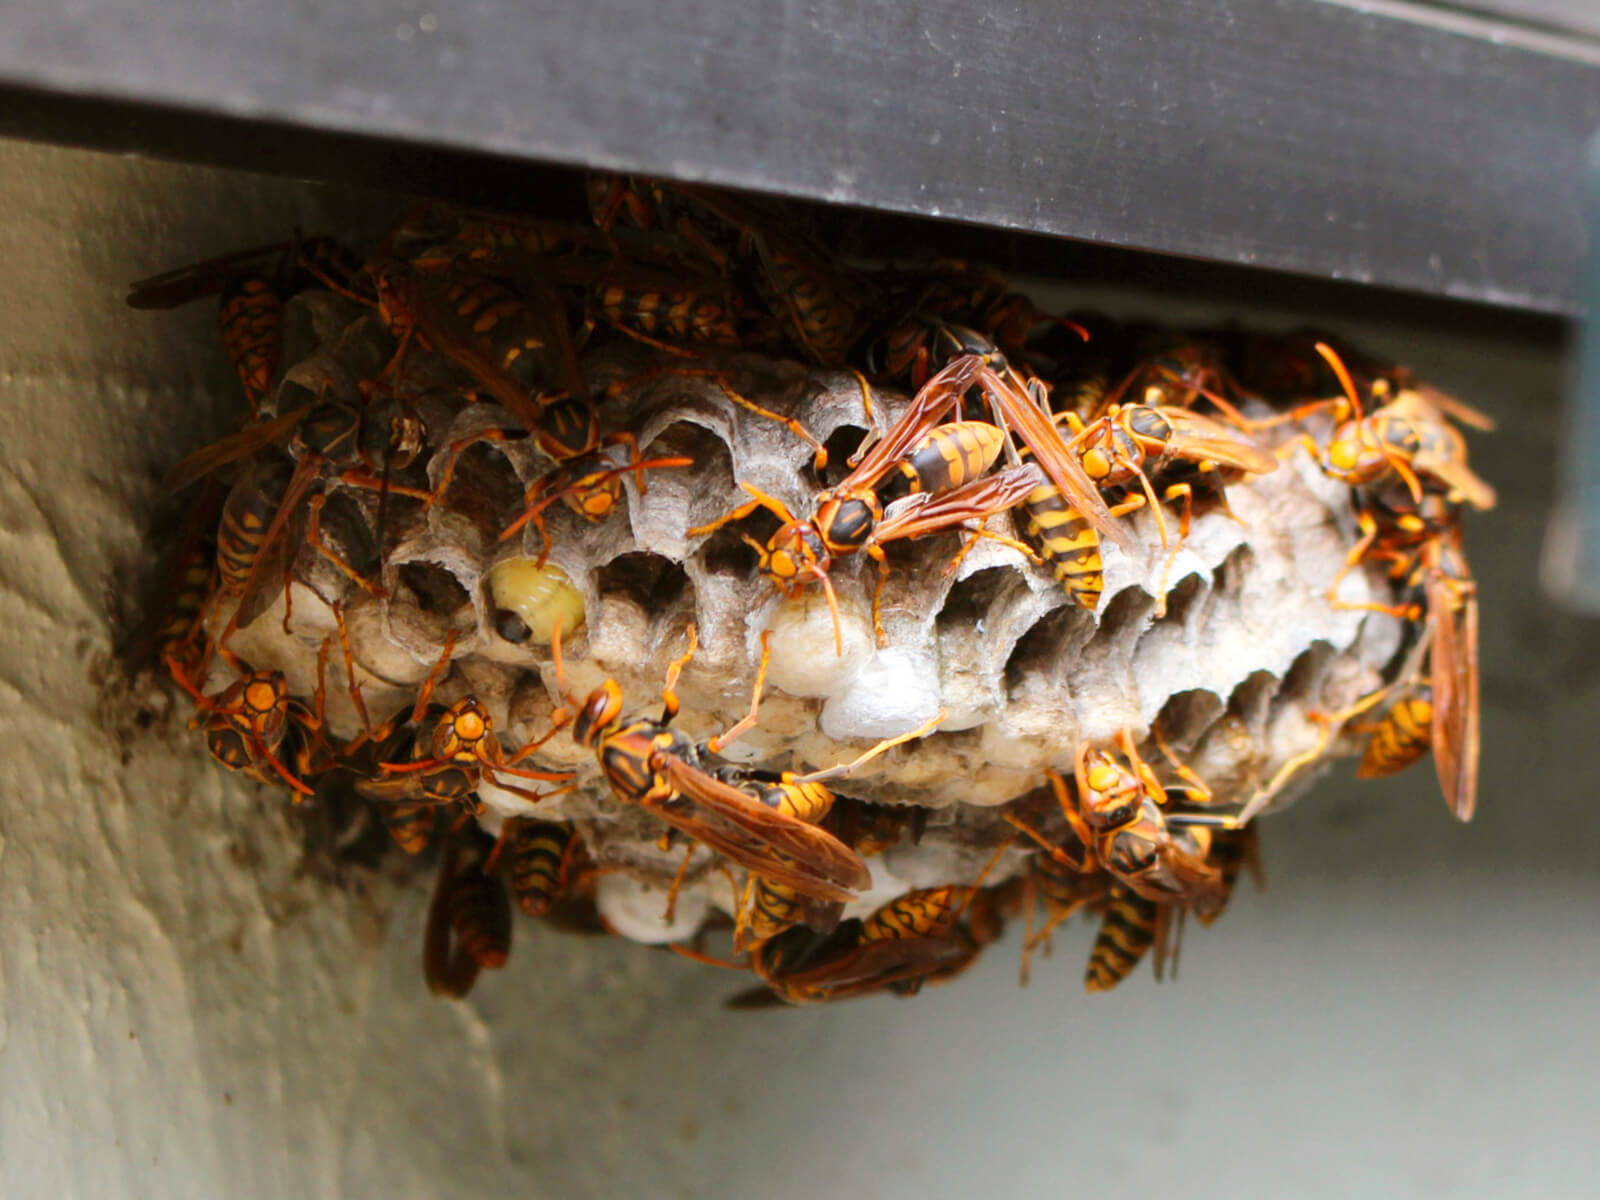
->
<box><xmin>3</xmin><ymin>0</ymin><xmax>1598</xmax><ymax>315</ymax></box>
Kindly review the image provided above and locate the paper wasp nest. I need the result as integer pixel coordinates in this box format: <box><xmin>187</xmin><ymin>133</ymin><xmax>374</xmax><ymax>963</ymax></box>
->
<box><xmin>208</xmin><ymin>293</ymin><xmax>1403</xmax><ymax>939</ymax></box>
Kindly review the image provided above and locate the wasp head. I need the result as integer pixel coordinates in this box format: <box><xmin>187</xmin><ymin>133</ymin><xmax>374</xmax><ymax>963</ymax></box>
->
<box><xmin>433</xmin><ymin>697</ymin><xmax>491</xmax><ymax>761</ymax></box>
<box><xmin>573</xmin><ymin>680</ymin><xmax>625</xmax><ymax>748</ymax></box>
<box><xmin>751</xmin><ymin>521</ymin><xmax>830</xmax><ymax>594</ymax></box>
<box><xmin>1077</xmin><ymin>747</ymin><xmax>1142</xmax><ymax>831</ymax></box>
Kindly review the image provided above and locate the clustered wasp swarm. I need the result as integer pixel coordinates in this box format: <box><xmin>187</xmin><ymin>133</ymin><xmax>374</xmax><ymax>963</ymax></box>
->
<box><xmin>127</xmin><ymin>175</ymin><xmax>1492</xmax><ymax>1004</ymax></box>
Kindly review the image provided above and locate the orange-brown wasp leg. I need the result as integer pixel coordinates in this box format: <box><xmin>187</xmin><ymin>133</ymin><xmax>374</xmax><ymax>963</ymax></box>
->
<box><xmin>794</xmin><ymin>709</ymin><xmax>947</xmax><ymax>786</ymax></box>
<box><xmin>686</xmin><ymin>484</ymin><xmax>799</xmax><ymax>540</ymax></box>
<box><xmin>707</xmin><ymin>631</ymin><xmax>773</xmax><ymax>754</ymax></box>
<box><xmin>662</xmin><ymin>842</ymin><xmax>698</xmax><ymax>925</ymax></box>
<box><xmin>1233</xmin><ymin>685</ymin><xmax>1398</xmax><ymax>825</ymax></box>
<box><xmin>427</xmin><ymin>427</ymin><xmax>528</xmax><ymax>509</ymax></box>
<box><xmin>1018</xmin><ymin>870</ymin><xmax>1039</xmax><ymax>986</ymax></box>
<box><xmin>329</xmin><ymin>601</ymin><xmax>372</xmax><ymax>736</ymax></box>
<box><xmin>608</xmin><ymin>366</ymin><xmax>828</xmax><ymax>470</ymax></box>
<box><xmin>602</xmin><ymin>317</ymin><xmax>702</xmax><ymax>359</ymax></box>
<box><xmin>303</xmin><ymin>491</ymin><xmax>385</xmax><ymax>598</ymax></box>
<box><xmin>1245</xmin><ymin>397</ymin><xmax>1350</xmax><ymax>432</ymax></box>
<box><xmin>502</xmin><ymin>715</ymin><xmax>575</xmax><ymax>768</ymax></box>
<box><xmin>1151</xmin><ymin>721</ymin><xmax>1215</xmax><ymax>806</ymax></box>
<box><xmin>658</xmin><ymin>624</ymin><xmax>701</xmax><ymax>723</ymax></box>
<box><xmin>849</xmin><ymin>369</ymin><xmax>877</xmax><ymax>425</ymax></box>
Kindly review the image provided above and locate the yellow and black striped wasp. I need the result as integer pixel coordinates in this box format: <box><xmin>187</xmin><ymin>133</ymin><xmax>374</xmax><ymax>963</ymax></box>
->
<box><xmin>161</xmin><ymin>393</ymin><xmax>434</xmax><ymax>657</ymax></box>
<box><xmin>728</xmin><ymin>883</ymin><xmax>1008</xmax><ymax>1007</ymax></box>
<box><xmin>700</xmin><ymin>761</ymin><xmax>846</xmax><ymax>951</ymax></box>
<box><xmin>690</xmin><ymin>354</ymin><xmax>1104</xmax><ymax>650</ymax></box>
<box><xmin>1053</xmin><ymin>382</ymin><xmax>1279</xmax><ymax>554</ymax></box>
<box><xmin>483</xmin><ymin>818</ymin><xmax>585</xmax><ymax>918</ymax></box>
<box><xmin>549</xmin><ymin>620</ymin><xmax>924</xmax><ymax>906</ymax></box>
<box><xmin>590</xmin><ymin>177</ymin><xmax>875</xmax><ymax>365</ymax></box>
<box><xmin>1255</xmin><ymin>481</ymin><xmax>1481</xmax><ymax>823</ymax></box>
<box><xmin>128</xmin><ymin>236</ymin><xmax>370</xmax><ymax>415</ymax></box>
<box><xmin>1083</xmin><ymin>824</ymin><xmax>1261</xmax><ymax>991</ymax></box>
<box><xmin>1266</xmin><ymin>341</ymin><xmax>1496</xmax><ymax>512</ymax></box>
<box><xmin>169</xmin><ymin>664</ymin><xmax>325</xmax><ymax>800</ymax></box>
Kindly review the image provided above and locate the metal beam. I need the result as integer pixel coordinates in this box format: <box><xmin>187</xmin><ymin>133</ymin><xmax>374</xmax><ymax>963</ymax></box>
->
<box><xmin>1</xmin><ymin>0</ymin><xmax>1598</xmax><ymax>314</ymax></box>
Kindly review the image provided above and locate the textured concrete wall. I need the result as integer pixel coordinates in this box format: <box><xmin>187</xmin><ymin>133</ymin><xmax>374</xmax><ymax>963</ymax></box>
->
<box><xmin>0</xmin><ymin>138</ymin><xmax>1595</xmax><ymax>1199</ymax></box>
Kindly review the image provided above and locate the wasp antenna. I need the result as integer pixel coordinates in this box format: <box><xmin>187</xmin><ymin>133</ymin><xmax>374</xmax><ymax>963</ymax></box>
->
<box><xmin>1312</xmin><ymin>341</ymin><xmax>1363</xmax><ymax>419</ymax></box>
<box><xmin>550</xmin><ymin>618</ymin><xmax>576</xmax><ymax>707</ymax></box>
<box><xmin>816</xmin><ymin>563</ymin><xmax>844</xmax><ymax>658</ymax></box>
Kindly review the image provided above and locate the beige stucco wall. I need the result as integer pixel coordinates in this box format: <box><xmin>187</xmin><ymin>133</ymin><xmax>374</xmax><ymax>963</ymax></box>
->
<box><xmin>1</xmin><ymin>137</ymin><xmax>1595</xmax><ymax>1198</ymax></box>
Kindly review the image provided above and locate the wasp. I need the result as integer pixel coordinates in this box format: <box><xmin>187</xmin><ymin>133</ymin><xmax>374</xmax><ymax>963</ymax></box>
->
<box><xmin>128</xmin><ymin>236</ymin><xmax>369</xmax><ymax>416</ymax></box>
<box><xmin>360</xmin><ymin>687</ymin><xmax>574</xmax><ymax>853</ymax></box>
<box><xmin>691</xmin><ymin>355</ymin><xmax>1108</xmax><ymax>650</ymax></box>
<box><xmin>1098</xmin><ymin>339</ymin><xmax>1254</xmax><ymax>424</ymax></box>
<box><xmin>1056</xmin><ymin>389</ymin><xmax>1279</xmax><ymax>552</ymax></box>
<box><xmin>365</xmin><ymin>266</ymin><xmax>691</xmax><ymax>556</ymax></box>
<box><xmin>485</xmin><ymin>818</ymin><xmax>584</xmax><ymax>918</ymax></box>
<box><xmin>120</xmin><ymin>477</ymin><xmax>225</xmax><ymax>678</ymax></box>
<box><xmin>862</xmin><ymin>260</ymin><xmax>1087</xmax><ymax>390</ymax></box>
<box><xmin>369</xmin><ymin>696</ymin><xmax>574</xmax><ymax>806</ymax></box>
<box><xmin>859</xmin><ymin>461</ymin><xmax>1049</xmax><ymax>638</ymax></box>
<box><xmin>1268</xmin><ymin>342</ymin><xmax>1496</xmax><ymax>511</ymax></box>
<box><xmin>424</xmin><ymin>836</ymin><xmax>513</xmax><ymax>998</ymax></box>
<box><xmin>830</xmin><ymin>795</ymin><xmax>928</xmax><ymax>859</ymax></box>
<box><xmin>172</xmin><ymin>667</ymin><xmax>323</xmax><ymax>799</ymax></box>
<box><xmin>729</xmin><ymin>884</ymin><xmax>1002</xmax><ymax>1007</ymax></box>
<box><xmin>371</xmin><ymin>265</ymin><xmax>582</xmax><ymax>431</ymax></box>
<box><xmin>640</xmin><ymin>182</ymin><xmax>875</xmax><ymax>365</ymax></box>
<box><xmin>401</xmin><ymin>206</ymin><xmax>622</xmax><ymax>273</ymax></box>
<box><xmin>591</xmin><ymin>282</ymin><xmax>742</xmax><ymax>349</ymax></box>
<box><xmin>165</xmin><ymin>398</ymin><xmax>432</xmax><ymax>653</ymax></box>
<box><xmin>1084</xmin><ymin>821</ymin><xmax>1262</xmax><ymax>991</ymax></box>
<box><xmin>1282</xmin><ymin>491</ymin><xmax>1480</xmax><ymax>822</ymax></box>
<box><xmin>1350</xmin><ymin>686</ymin><xmax>1435</xmax><ymax>782</ymax></box>
<box><xmin>550</xmin><ymin>621</ymin><xmax>919</xmax><ymax>904</ymax></box>
<box><xmin>586</xmin><ymin>174</ymin><xmax>744</xmax><ymax>274</ymax></box>
<box><xmin>354</xmin><ymin>717</ymin><xmax>484</xmax><ymax>853</ymax></box>
<box><xmin>703</xmin><ymin>760</ymin><xmax>846</xmax><ymax>950</ymax></box>
<box><xmin>1013</xmin><ymin>734</ymin><xmax>1227</xmax><ymax>909</ymax></box>
<box><xmin>1084</xmin><ymin>886</ymin><xmax>1175</xmax><ymax>992</ymax></box>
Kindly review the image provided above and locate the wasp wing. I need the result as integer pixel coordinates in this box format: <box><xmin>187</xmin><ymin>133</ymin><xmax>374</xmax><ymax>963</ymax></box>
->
<box><xmin>868</xmin><ymin>463</ymin><xmax>1044</xmax><ymax>547</ymax></box>
<box><xmin>1427</xmin><ymin>548</ymin><xmax>1480</xmax><ymax>822</ymax></box>
<box><xmin>126</xmin><ymin>241</ymin><xmax>295</xmax><ymax>309</ymax></box>
<box><xmin>162</xmin><ymin>404</ymin><xmax>314</xmax><ymax>494</ymax></box>
<box><xmin>980</xmin><ymin>366</ymin><xmax>1141</xmax><ymax>556</ymax></box>
<box><xmin>1158</xmin><ymin>408</ymin><xmax>1280</xmax><ymax>475</ymax></box>
<box><xmin>765</xmin><ymin>936</ymin><xmax>978</xmax><ymax>1005</ymax></box>
<box><xmin>656</xmin><ymin>756</ymin><xmax>872</xmax><ymax>900</ymax></box>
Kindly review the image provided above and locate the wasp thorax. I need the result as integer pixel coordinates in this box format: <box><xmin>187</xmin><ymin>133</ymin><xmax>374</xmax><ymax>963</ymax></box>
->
<box><xmin>451</xmin><ymin>701</ymin><xmax>488</xmax><ymax>744</ymax></box>
<box><xmin>817</xmin><ymin>495</ymin><xmax>877</xmax><ymax>553</ymax></box>
<box><xmin>242</xmin><ymin>675</ymin><xmax>288</xmax><ymax>722</ymax></box>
